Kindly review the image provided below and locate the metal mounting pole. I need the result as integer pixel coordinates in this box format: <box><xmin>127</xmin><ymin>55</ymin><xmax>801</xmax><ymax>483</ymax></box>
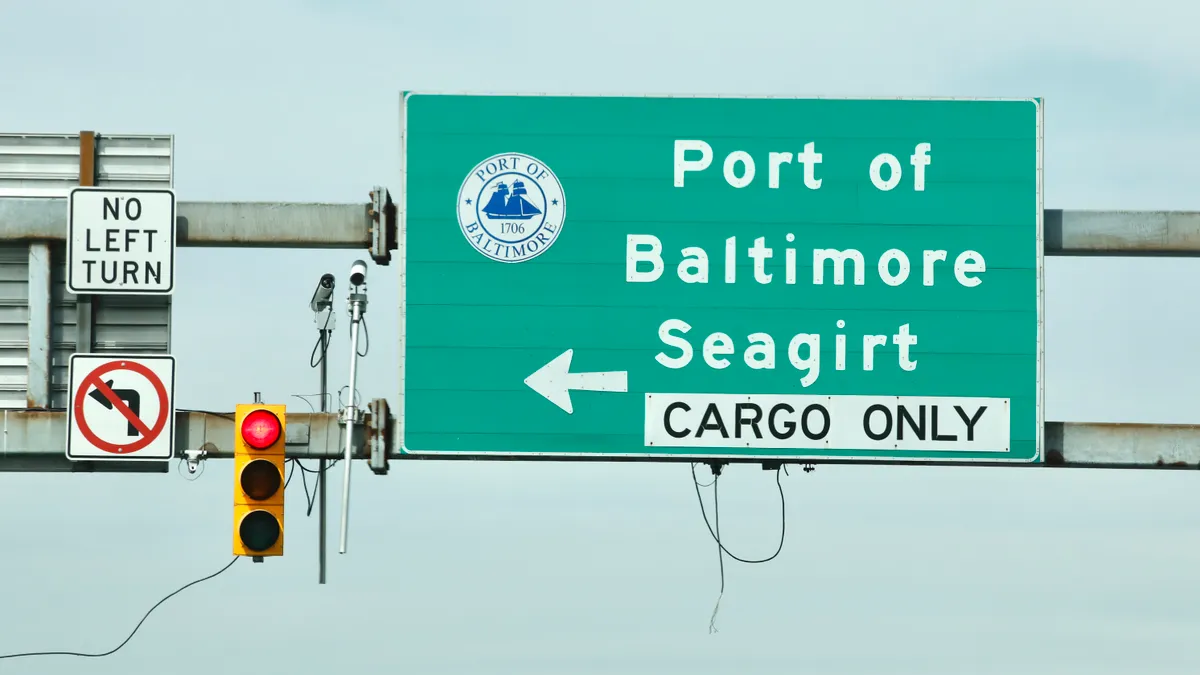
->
<box><xmin>318</xmin><ymin>329</ymin><xmax>329</xmax><ymax>583</ymax></box>
<box><xmin>309</xmin><ymin>273</ymin><xmax>335</xmax><ymax>583</ymax></box>
<box><xmin>339</xmin><ymin>263</ymin><xmax>368</xmax><ymax>555</ymax></box>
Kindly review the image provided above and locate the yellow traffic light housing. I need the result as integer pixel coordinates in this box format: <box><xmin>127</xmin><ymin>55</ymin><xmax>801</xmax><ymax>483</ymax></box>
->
<box><xmin>233</xmin><ymin>403</ymin><xmax>286</xmax><ymax>558</ymax></box>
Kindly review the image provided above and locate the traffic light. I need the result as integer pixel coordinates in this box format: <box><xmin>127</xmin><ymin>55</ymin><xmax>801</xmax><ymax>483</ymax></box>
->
<box><xmin>233</xmin><ymin>403</ymin><xmax>286</xmax><ymax>558</ymax></box>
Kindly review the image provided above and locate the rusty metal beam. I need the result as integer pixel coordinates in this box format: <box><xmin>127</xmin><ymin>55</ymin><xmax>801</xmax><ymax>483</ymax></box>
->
<box><xmin>0</xmin><ymin>198</ymin><xmax>373</xmax><ymax>248</ymax></box>
<box><xmin>2</xmin><ymin>203</ymin><xmax>1199</xmax><ymax>255</ymax></box>
<box><xmin>74</xmin><ymin>130</ymin><xmax>97</xmax><ymax>367</ymax></box>
<box><xmin>175</xmin><ymin>409</ymin><xmax>361</xmax><ymax>461</ymax></box>
<box><xmin>387</xmin><ymin>421</ymin><xmax>1200</xmax><ymax>470</ymax></box>
<box><xmin>79</xmin><ymin>131</ymin><xmax>96</xmax><ymax>187</ymax></box>
<box><xmin>0</xmin><ymin>408</ymin><xmax>377</xmax><ymax>472</ymax></box>
<box><xmin>1</xmin><ymin>409</ymin><xmax>1198</xmax><ymax>472</ymax></box>
<box><xmin>175</xmin><ymin>201</ymin><xmax>373</xmax><ymax>248</ymax></box>
<box><xmin>389</xmin><ymin>420</ymin><xmax>1200</xmax><ymax>470</ymax></box>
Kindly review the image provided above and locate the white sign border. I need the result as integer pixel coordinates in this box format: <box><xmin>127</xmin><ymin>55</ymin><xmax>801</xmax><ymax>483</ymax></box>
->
<box><xmin>66</xmin><ymin>186</ymin><xmax>178</xmax><ymax>296</ymax></box>
<box><xmin>65</xmin><ymin>352</ymin><xmax>177</xmax><ymax>462</ymax></box>
<box><xmin>394</xmin><ymin>92</ymin><xmax>1046</xmax><ymax>465</ymax></box>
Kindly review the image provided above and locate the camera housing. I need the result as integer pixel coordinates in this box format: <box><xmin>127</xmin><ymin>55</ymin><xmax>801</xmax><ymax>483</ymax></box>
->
<box><xmin>349</xmin><ymin>260</ymin><xmax>368</xmax><ymax>287</ymax></box>
<box><xmin>310</xmin><ymin>273</ymin><xmax>335</xmax><ymax>312</ymax></box>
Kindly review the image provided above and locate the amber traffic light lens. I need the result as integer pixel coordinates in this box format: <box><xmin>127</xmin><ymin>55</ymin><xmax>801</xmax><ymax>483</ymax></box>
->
<box><xmin>241</xmin><ymin>409</ymin><xmax>282</xmax><ymax>449</ymax></box>
<box><xmin>240</xmin><ymin>458</ymin><xmax>282</xmax><ymax>500</ymax></box>
<box><xmin>239</xmin><ymin>510</ymin><xmax>281</xmax><ymax>552</ymax></box>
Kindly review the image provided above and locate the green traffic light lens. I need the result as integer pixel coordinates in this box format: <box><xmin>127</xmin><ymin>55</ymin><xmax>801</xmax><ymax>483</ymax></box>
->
<box><xmin>239</xmin><ymin>510</ymin><xmax>281</xmax><ymax>552</ymax></box>
<box><xmin>240</xmin><ymin>458</ymin><xmax>282</xmax><ymax>500</ymax></box>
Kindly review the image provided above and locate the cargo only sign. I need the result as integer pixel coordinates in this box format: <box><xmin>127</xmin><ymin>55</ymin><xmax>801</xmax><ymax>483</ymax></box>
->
<box><xmin>398</xmin><ymin>93</ymin><xmax>1044</xmax><ymax>463</ymax></box>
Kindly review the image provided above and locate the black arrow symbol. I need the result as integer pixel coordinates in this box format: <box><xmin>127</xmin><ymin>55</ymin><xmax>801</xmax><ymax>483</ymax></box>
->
<box><xmin>89</xmin><ymin>380</ymin><xmax>142</xmax><ymax>437</ymax></box>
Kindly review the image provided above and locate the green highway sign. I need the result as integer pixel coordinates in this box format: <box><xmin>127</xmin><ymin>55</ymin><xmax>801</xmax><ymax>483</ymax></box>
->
<box><xmin>398</xmin><ymin>93</ymin><xmax>1044</xmax><ymax>463</ymax></box>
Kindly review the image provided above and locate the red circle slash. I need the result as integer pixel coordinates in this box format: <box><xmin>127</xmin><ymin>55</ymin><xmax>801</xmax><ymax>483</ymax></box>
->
<box><xmin>73</xmin><ymin>360</ymin><xmax>170</xmax><ymax>455</ymax></box>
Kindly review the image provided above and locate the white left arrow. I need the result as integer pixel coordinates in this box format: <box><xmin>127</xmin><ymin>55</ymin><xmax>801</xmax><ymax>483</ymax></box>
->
<box><xmin>523</xmin><ymin>349</ymin><xmax>628</xmax><ymax>414</ymax></box>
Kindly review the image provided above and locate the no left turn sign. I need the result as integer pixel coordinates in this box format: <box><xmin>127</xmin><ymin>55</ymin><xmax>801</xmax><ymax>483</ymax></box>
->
<box><xmin>66</xmin><ymin>354</ymin><xmax>176</xmax><ymax>461</ymax></box>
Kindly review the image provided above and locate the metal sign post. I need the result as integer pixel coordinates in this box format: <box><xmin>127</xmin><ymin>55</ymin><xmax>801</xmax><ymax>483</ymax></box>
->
<box><xmin>339</xmin><ymin>261</ymin><xmax>369</xmax><ymax>554</ymax></box>
<box><xmin>309</xmin><ymin>273</ymin><xmax>335</xmax><ymax>583</ymax></box>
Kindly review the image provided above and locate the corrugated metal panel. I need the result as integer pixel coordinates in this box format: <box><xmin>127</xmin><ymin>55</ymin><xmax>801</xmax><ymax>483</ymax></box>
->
<box><xmin>0</xmin><ymin>130</ymin><xmax>173</xmax><ymax>408</ymax></box>
<box><xmin>0</xmin><ymin>134</ymin><xmax>79</xmax><ymax>198</ymax></box>
<box><xmin>95</xmin><ymin>135</ymin><xmax>174</xmax><ymax>191</ymax></box>
<box><xmin>0</xmin><ymin>133</ymin><xmax>172</xmax><ymax>198</ymax></box>
<box><xmin>92</xmin><ymin>295</ymin><xmax>171</xmax><ymax>353</ymax></box>
<box><xmin>48</xmin><ymin>244</ymin><xmax>74</xmax><ymax>409</ymax></box>
<box><xmin>47</xmin><ymin>243</ymin><xmax>76</xmax><ymax>410</ymax></box>
<box><xmin>0</xmin><ymin>244</ymin><xmax>30</xmax><ymax>408</ymax></box>
<box><xmin>0</xmin><ymin>242</ymin><xmax>170</xmax><ymax>410</ymax></box>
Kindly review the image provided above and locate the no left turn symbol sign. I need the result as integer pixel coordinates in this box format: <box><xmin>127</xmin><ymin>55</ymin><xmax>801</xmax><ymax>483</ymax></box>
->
<box><xmin>76</xmin><ymin>361</ymin><xmax>168</xmax><ymax>454</ymax></box>
<box><xmin>66</xmin><ymin>354</ymin><xmax>176</xmax><ymax>462</ymax></box>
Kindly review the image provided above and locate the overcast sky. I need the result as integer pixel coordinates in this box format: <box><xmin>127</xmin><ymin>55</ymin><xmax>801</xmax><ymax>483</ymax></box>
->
<box><xmin>2</xmin><ymin>0</ymin><xmax>1200</xmax><ymax>673</ymax></box>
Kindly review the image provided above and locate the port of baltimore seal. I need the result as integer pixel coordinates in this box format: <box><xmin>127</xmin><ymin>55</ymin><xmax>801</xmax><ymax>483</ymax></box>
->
<box><xmin>456</xmin><ymin>152</ymin><xmax>566</xmax><ymax>263</ymax></box>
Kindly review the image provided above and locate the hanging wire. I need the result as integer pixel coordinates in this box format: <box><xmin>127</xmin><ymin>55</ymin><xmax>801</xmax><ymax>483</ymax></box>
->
<box><xmin>286</xmin><ymin>312</ymin><xmax>342</xmax><ymax>517</ymax></box>
<box><xmin>309</xmin><ymin>287</ymin><xmax>334</xmax><ymax>368</ymax></box>
<box><xmin>691</xmin><ymin>463</ymin><xmax>788</xmax><ymax>564</ymax></box>
<box><xmin>357</xmin><ymin>317</ymin><xmax>369</xmax><ymax>357</ymax></box>
<box><xmin>690</xmin><ymin>463</ymin><xmax>790</xmax><ymax>633</ymax></box>
<box><xmin>0</xmin><ymin>558</ymin><xmax>240</xmax><ymax>661</ymax></box>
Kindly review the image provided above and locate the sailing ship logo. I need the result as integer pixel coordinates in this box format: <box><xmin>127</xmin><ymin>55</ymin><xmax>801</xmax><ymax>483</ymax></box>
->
<box><xmin>480</xmin><ymin>179</ymin><xmax>541</xmax><ymax>220</ymax></box>
<box><xmin>456</xmin><ymin>152</ymin><xmax>566</xmax><ymax>264</ymax></box>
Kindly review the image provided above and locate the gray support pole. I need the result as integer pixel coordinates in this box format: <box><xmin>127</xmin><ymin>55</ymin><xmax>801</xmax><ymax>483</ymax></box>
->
<box><xmin>25</xmin><ymin>242</ymin><xmax>50</xmax><ymax>409</ymax></box>
<box><xmin>318</xmin><ymin>330</ymin><xmax>328</xmax><ymax>584</ymax></box>
<box><xmin>339</xmin><ymin>303</ymin><xmax>362</xmax><ymax>554</ymax></box>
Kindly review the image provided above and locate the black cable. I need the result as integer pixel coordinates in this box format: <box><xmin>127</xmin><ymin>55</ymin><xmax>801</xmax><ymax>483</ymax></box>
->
<box><xmin>357</xmin><ymin>317</ymin><xmax>369</xmax><ymax>357</ymax></box>
<box><xmin>297</xmin><ymin>460</ymin><xmax>320</xmax><ymax>516</ymax></box>
<box><xmin>310</xmin><ymin>318</ymin><xmax>332</xmax><ymax>368</ymax></box>
<box><xmin>298</xmin><ymin>313</ymin><xmax>340</xmax><ymax>516</ymax></box>
<box><xmin>282</xmin><ymin>458</ymin><xmax>340</xmax><ymax>515</ymax></box>
<box><xmin>336</xmin><ymin>385</ymin><xmax>361</xmax><ymax>410</ymax></box>
<box><xmin>292</xmin><ymin>392</ymin><xmax>334</xmax><ymax>413</ymax></box>
<box><xmin>292</xmin><ymin>459</ymin><xmax>339</xmax><ymax>474</ymax></box>
<box><xmin>691</xmin><ymin>463</ymin><xmax>787</xmax><ymax>564</ymax></box>
<box><xmin>309</xmin><ymin>337</ymin><xmax>325</xmax><ymax>368</ymax></box>
<box><xmin>709</xmin><ymin>472</ymin><xmax>725</xmax><ymax>633</ymax></box>
<box><xmin>692</xmin><ymin>464</ymin><xmax>789</xmax><ymax>633</ymax></box>
<box><xmin>177</xmin><ymin>408</ymin><xmax>235</xmax><ymax>420</ymax></box>
<box><xmin>298</xmin><ymin>460</ymin><xmax>315</xmax><ymax>514</ymax></box>
<box><xmin>0</xmin><ymin>557</ymin><xmax>239</xmax><ymax>661</ymax></box>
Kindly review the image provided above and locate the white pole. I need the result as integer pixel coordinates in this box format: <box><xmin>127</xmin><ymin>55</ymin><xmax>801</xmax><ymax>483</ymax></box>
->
<box><xmin>339</xmin><ymin>300</ymin><xmax>362</xmax><ymax>554</ymax></box>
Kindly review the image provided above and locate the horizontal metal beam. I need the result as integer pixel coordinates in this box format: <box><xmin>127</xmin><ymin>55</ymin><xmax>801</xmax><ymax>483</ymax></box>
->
<box><xmin>177</xmin><ymin>409</ymin><xmax>362</xmax><ymax>460</ymax></box>
<box><xmin>1044</xmin><ymin>422</ymin><xmax>1200</xmax><ymax>469</ymax></box>
<box><xmin>176</xmin><ymin>201</ymin><xmax>372</xmax><ymax>248</ymax></box>
<box><xmin>2</xmin><ymin>410</ymin><xmax>1198</xmax><ymax>472</ymax></box>
<box><xmin>0</xmin><ymin>408</ymin><xmax>375</xmax><ymax>472</ymax></box>
<box><xmin>1045</xmin><ymin>209</ymin><xmax>1200</xmax><ymax>256</ymax></box>
<box><xmin>3</xmin><ymin>201</ymin><xmax>1199</xmax><ymax>256</ymax></box>
<box><xmin>389</xmin><ymin>421</ymin><xmax>1200</xmax><ymax>470</ymax></box>
<box><xmin>0</xmin><ymin>198</ymin><xmax>372</xmax><ymax>249</ymax></box>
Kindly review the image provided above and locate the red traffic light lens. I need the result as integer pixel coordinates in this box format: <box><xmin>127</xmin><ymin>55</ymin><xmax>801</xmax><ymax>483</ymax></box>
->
<box><xmin>241</xmin><ymin>409</ymin><xmax>281</xmax><ymax>450</ymax></box>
